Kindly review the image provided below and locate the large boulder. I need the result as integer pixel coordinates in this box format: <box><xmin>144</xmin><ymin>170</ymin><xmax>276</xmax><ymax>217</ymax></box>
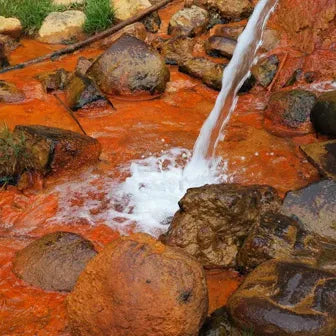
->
<box><xmin>282</xmin><ymin>180</ymin><xmax>336</xmax><ymax>241</ymax></box>
<box><xmin>168</xmin><ymin>6</ymin><xmax>209</xmax><ymax>37</ymax></box>
<box><xmin>0</xmin><ymin>80</ymin><xmax>25</xmax><ymax>103</ymax></box>
<box><xmin>228</xmin><ymin>260</ymin><xmax>336</xmax><ymax>336</ymax></box>
<box><xmin>237</xmin><ymin>212</ymin><xmax>336</xmax><ymax>273</ymax></box>
<box><xmin>87</xmin><ymin>35</ymin><xmax>170</xmax><ymax>97</ymax></box>
<box><xmin>0</xmin><ymin>16</ymin><xmax>22</xmax><ymax>38</ymax></box>
<box><xmin>264</xmin><ymin>89</ymin><xmax>317</xmax><ymax>137</ymax></box>
<box><xmin>67</xmin><ymin>233</ymin><xmax>208</xmax><ymax>336</ymax></box>
<box><xmin>13</xmin><ymin>232</ymin><xmax>97</xmax><ymax>292</ymax></box>
<box><xmin>191</xmin><ymin>0</ymin><xmax>253</xmax><ymax>21</ymax></box>
<box><xmin>179</xmin><ymin>57</ymin><xmax>225</xmax><ymax>90</ymax></box>
<box><xmin>112</xmin><ymin>0</ymin><xmax>152</xmax><ymax>21</ymax></box>
<box><xmin>310</xmin><ymin>91</ymin><xmax>336</xmax><ymax>137</ymax></box>
<box><xmin>161</xmin><ymin>184</ymin><xmax>281</xmax><ymax>268</ymax></box>
<box><xmin>38</xmin><ymin>10</ymin><xmax>86</xmax><ymax>44</ymax></box>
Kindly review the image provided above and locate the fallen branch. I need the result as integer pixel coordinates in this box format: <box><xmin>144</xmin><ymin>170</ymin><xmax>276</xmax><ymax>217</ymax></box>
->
<box><xmin>0</xmin><ymin>0</ymin><xmax>173</xmax><ymax>74</ymax></box>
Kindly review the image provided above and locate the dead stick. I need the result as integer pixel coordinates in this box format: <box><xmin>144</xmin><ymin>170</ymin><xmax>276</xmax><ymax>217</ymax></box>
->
<box><xmin>53</xmin><ymin>93</ymin><xmax>87</xmax><ymax>136</ymax></box>
<box><xmin>267</xmin><ymin>52</ymin><xmax>289</xmax><ymax>92</ymax></box>
<box><xmin>0</xmin><ymin>0</ymin><xmax>173</xmax><ymax>74</ymax></box>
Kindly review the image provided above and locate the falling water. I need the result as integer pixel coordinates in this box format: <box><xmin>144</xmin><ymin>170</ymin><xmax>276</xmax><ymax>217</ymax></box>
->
<box><xmin>52</xmin><ymin>0</ymin><xmax>279</xmax><ymax>234</ymax></box>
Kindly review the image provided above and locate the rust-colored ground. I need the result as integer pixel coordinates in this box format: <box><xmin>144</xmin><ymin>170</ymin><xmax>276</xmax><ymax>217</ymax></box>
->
<box><xmin>0</xmin><ymin>0</ymin><xmax>330</xmax><ymax>334</ymax></box>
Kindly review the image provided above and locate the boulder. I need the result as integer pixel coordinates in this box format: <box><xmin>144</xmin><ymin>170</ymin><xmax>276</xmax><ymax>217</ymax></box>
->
<box><xmin>0</xmin><ymin>16</ymin><xmax>22</xmax><ymax>38</ymax></box>
<box><xmin>38</xmin><ymin>10</ymin><xmax>86</xmax><ymax>44</ymax></box>
<box><xmin>67</xmin><ymin>233</ymin><xmax>208</xmax><ymax>336</ymax></box>
<box><xmin>112</xmin><ymin>0</ymin><xmax>152</xmax><ymax>21</ymax></box>
<box><xmin>282</xmin><ymin>180</ymin><xmax>336</xmax><ymax>242</ymax></box>
<box><xmin>311</xmin><ymin>91</ymin><xmax>336</xmax><ymax>137</ymax></box>
<box><xmin>251</xmin><ymin>54</ymin><xmax>279</xmax><ymax>87</ymax></box>
<box><xmin>87</xmin><ymin>35</ymin><xmax>170</xmax><ymax>97</ymax></box>
<box><xmin>179</xmin><ymin>57</ymin><xmax>225</xmax><ymax>90</ymax></box>
<box><xmin>161</xmin><ymin>184</ymin><xmax>281</xmax><ymax>268</ymax></box>
<box><xmin>205</xmin><ymin>36</ymin><xmax>236</xmax><ymax>58</ymax></box>
<box><xmin>168</xmin><ymin>6</ymin><xmax>209</xmax><ymax>37</ymax></box>
<box><xmin>228</xmin><ymin>260</ymin><xmax>336</xmax><ymax>336</ymax></box>
<box><xmin>0</xmin><ymin>80</ymin><xmax>25</xmax><ymax>103</ymax></box>
<box><xmin>13</xmin><ymin>125</ymin><xmax>101</xmax><ymax>175</ymax></box>
<box><xmin>301</xmin><ymin>140</ymin><xmax>336</xmax><ymax>181</ymax></box>
<box><xmin>237</xmin><ymin>212</ymin><xmax>336</xmax><ymax>273</ymax></box>
<box><xmin>192</xmin><ymin>0</ymin><xmax>253</xmax><ymax>21</ymax></box>
<box><xmin>210</xmin><ymin>24</ymin><xmax>244</xmax><ymax>40</ymax></box>
<box><xmin>264</xmin><ymin>89</ymin><xmax>317</xmax><ymax>137</ymax></box>
<box><xmin>13</xmin><ymin>232</ymin><xmax>97</xmax><ymax>292</ymax></box>
<box><xmin>142</xmin><ymin>12</ymin><xmax>161</xmax><ymax>33</ymax></box>
<box><xmin>35</xmin><ymin>68</ymin><xmax>70</xmax><ymax>93</ymax></box>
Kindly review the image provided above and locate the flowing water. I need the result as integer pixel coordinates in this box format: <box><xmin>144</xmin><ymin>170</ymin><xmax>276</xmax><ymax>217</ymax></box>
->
<box><xmin>93</xmin><ymin>0</ymin><xmax>280</xmax><ymax>233</ymax></box>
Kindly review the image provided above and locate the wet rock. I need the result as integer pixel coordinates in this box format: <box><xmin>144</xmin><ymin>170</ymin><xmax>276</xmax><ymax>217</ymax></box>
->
<box><xmin>75</xmin><ymin>56</ymin><xmax>93</xmax><ymax>76</ymax></box>
<box><xmin>87</xmin><ymin>35</ymin><xmax>170</xmax><ymax>97</ymax></box>
<box><xmin>112</xmin><ymin>0</ymin><xmax>151</xmax><ymax>21</ymax></box>
<box><xmin>156</xmin><ymin>36</ymin><xmax>195</xmax><ymax>65</ymax></box>
<box><xmin>311</xmin><ymin>91</ymin><xmax>336</xmax><ymax>137</ymax></box>
<box><xmin>237</xmin><ymin>212</ymin><xmax>336</xmax><ymax>272</ymax></box>
<box><xmin>179</xmin><ymin>57</ymin><xmax>225</xmax><ymax>90</ymax></box>
<box><xmin>301</xmin><ymin>140</ymin><xmax>336</xmax><ymax>181</ymax></box>
<box><xmin>199</xmin><ymin>307</ymin><xmax>241</xmax><ymax>336</ymax></box>
<box><xmin>228</xmin><ymin>260</ymin><xmax>336</xmax><ymax>336</ymax></box>
<box><xmin>205</xmin><ymin>36</ymin><xmax>236</xmax><ymax>58</ymax></box>
<box><xmin>238</xmin><ymin>74</ymin><xmax>256</xmax><ymax>93</ymax></box>
<box><xmin>35</xmin><ymin>68</ymin><xmax>70</xmax><ymax>93</ymax></box>
<box><xmin>99</xmin><ymin>22</ymin><xmax>147</xmax><ymax>48</ymax></box>
<box><xmin>67</xmin><ymin>233</ymin><xmax>208</xmax><ymax>336</ymax></box>
<box><xmin>161</xmin><ymin>184</ymin><xmax>281</xmax><ymax>268</ymax></box>
<box><xmin>65</xmin><ymin>73</ymin><xmax>106</xmax><ymax>110</ymax></box>
<box><xmin>0</xmin><ymin>80</ymin><xmax>25</xmax><ymax>103</ymax></box>
<box><xmin>13</xmin><ymin>125</ymin><xmax>101</xmax><ymax>175</ymax></box>
<box><xmin>283</xmin><ymin>68</ymin><xmax>303</xmax><ymax>88</ymax></box>
<box><xmin>206</xmin><ymin>9</ymin><xmax>227</xmax><ymax>30</ymax></box>
<box><xmin>282</xmin><ymin>180</ymin><xmax>336</xmax><ymax>242</ymax></box>
<box><xmin>142</xmin><ymin>11</ymin><xmax>161</xmax><ymax>33</ymax></box>
<box><xmin>13</xmin><ymin>232</ymin><xmax>97</xmax><ymax>292</ymax></box>
<box><xmin>251</xmin><ymin>54</ymin><xmax>279</xmax><ymax>87</ymax></box>
<box><xmin>0</xmin><ymin>34</ymin><xmax>20</xmax><ymax>52</ymax></box>
<box><xmin>168</xmin><ymin>6</ymin><xmax>209</xmax><ymax>37</ymax></box>
<box><xmin>304</xmin><ymin>71</ymin><xmax>317</xmax><ymax>83</ymax></box>
<box><xmin>210</xmin><ymin>24</ymin><xmax>244</xmax><ymax>40</ymax></box>
<box><xmin>192</xmin><ymin>0</ymin><xmax>253</xmax><ymax>21</ymax></box>
<box><xmin>264</xmin><ymin>89</ymin><xmax>317</xmax><ymax>137</ymax></box>
<box><xmin>38</xmin><ymin>10</ymin><xmax>86</xmax><ymax>44</ymax></box>
<box><xmin>0</xmin><ymin>41</ymin><xmax>9</xmax><ymax>69</ymax></box>
<box><xmin>0</xmin><ymin>16</ymin><xmax>22</xmax><ymax>38</ymax></box>
<box><xmin>261</xmin><ymin>29</ymin><xmax>280</xmax><ymax>52</ymax></box>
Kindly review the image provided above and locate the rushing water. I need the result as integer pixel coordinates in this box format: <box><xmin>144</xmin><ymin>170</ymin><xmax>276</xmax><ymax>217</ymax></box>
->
<box><xmin>52</xmin><ymin>0</ymin><xmax>279</xmax><ymax>234</ymax></box>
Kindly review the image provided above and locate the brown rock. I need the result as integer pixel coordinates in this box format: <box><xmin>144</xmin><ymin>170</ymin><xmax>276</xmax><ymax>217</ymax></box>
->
<box><xmin>179</xmin><ymin>57</ymin><xmax>225</xmax><ymax>90</ymax></box>
<box><xmin>205</xmin><ymin>36</ymin><xmax>236</xmax><ymax>58</ymax></box>
<box><xmin>228</xmin><ymin>260</ymin><xmax>336</xmax><ymax>336</ymax></box>
<box><xmin>87</xmin><ymin>35</ymin><xmax>170</xmax><ymax>97</ymax></box>
<box><xmin>13</xmin><ymin>232</ymin><xmax>97</xmax><ymax>292</ymax></box>
<box><xmin>261</xmin><ymin>28</ymin><xmax>280</xmax><ymax>51</ymax></box>
<box><xmin>251</xmin><ymin>54</ymin><xmax>279</xmax><ymax>87</ymax></box>
<box><xmin>301</xmin><ymin>140</ymin><xmax>336</xmax><ymax>181</ymax></box>
<box><xmin>67</xmin><ymin>233</ymin><xmax>208</xmax><ymax>336</ymax></box>
<box><xmin>0</xmin><ymin>80</ymin><xmax>25</xmax><ymax>103</ymax></box>
<box><xmin>210</xmin><ymin>24</ymin><xmax>244</xmax><ymax>40</ymax></box>
<box><xmin>75</xmin><ymin>56</ymin><xmax>93</xmax><ymax>76</ymax></box>
<box><xmin>13</xmin><ymin>125</ymin><xmax>101</xmax><ymax>175</ymax></box>
<box><xmin>0</xmin><ymin>41</ymin><xmax>9</xmax><ymax>69</ymax></box>
<box><xmin>35</xmin><ymin>68</ymin><xmax>70</xmax><ymax>93</ymax></box>
<box><xmin>142</xmin><ymin>11</ymin><xmax>161</xmax><ymax>33</ymax></box>
<box><xmin>161</xmin><ymin>184</ymin><xmax>281</xmax><ymax>268</ymax></box>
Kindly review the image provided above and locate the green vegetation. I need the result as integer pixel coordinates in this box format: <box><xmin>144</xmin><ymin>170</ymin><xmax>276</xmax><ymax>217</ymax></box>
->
<box><xmin>0</xmin><ymin>0</ymin><xmax>114</xmax><ymax>35</ymax></box>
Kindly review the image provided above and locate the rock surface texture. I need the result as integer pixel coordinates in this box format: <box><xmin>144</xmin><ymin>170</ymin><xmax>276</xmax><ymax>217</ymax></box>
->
<box><xmin>13</xmin><ymin>232</ymin><xmax>97</xmax><ymax>292</ymax></box>
<box><xmin>161</xmin><ymin>184</ymin><xmax>281</xmax><ymax>268</ymax></box>
<box><xmin>228</xmin><ymin>260</ymin><xmax>336</xmax><ymax>336</ymax></box>
<box><xmin>87</xmin><ymin>35</ymin><xmax>170</xmax><ymax>97</ymax></box>
<box><xmin>67</xmin><ymin>233</ymin><xmax>208</xmax><ymax>336</ymax></box>
<box><xmin>112</xmin><ymin>0</ymin><xmax>152</xmax><ymax>21</ymax></box>
<box><xmin>0</xmin><ymin>16</ymin><xmax>22</xmax><ymax>38</ymax></box>
<box><xmin>0</xmin><ymin>80</ymin><xmax>25</xmax><ymax>103</ymax></box>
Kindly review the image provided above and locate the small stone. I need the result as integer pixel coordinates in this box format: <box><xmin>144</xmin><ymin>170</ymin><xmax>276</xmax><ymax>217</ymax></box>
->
<box><xmin>0</xmin><ymin>80</ymin><xmax>25</xmax><ymax>103</ymax></box>
<box><xmin>301</xmin><ymin>140</ymin><xmax>336</xmax><ymax>181</ymax></box>
<box><xmin>179</xmin><ymin>57</ymin><xmax>225</xmax><ymax>90</ymax></box>
<box><xmin>75</xmin><ymin>56</ymin><xmax>93</xmax><ymax>76</ymax></box>
<box><xmin>311</xmin><ymin>90</ymin><xmax>336</xmax><ymax>137</ymax></box>
<box><xmin>13</xmin><ymin>232</ymin><xmax>97</xmax><ymax>292</ymax></box>
<box><xmin>205</xmin><ymin>36</ymin><xmax>236</xmax><ymax>58</ymax></box>
<box><xmin>210</xmin><ymin>24</ymin><xmax>245</xmax><ymax>40</ymax></box>
<box><xmin>112</xmin><ymin>0</ymin><xmax>151</xmax><ymax>21</ymax></box>
<box><xmin>168</xmin><ymin>6</ymin><xmax>209</xmax><ymax>37</ymax></box>
<box><xmin>35</xmin><ymin>68</ymin><xmax>70</xmax><ymax>93</ymax></box>
<box><xmin>0</xmin><ymin>16</ymin><xmax>22</xmax><ymax>38</ymax></box>
<box><xmin>0</xmin><ymin>41</ymin><xmax>9</xmax><ymax>69</ymax></box>
<box><xmin>142</xmin><ymin>11</ymin><xmax>161</xmax><ymax>33</ymax></box>
<box><xmin>251</xmin><ymin>54</ymin><xmax>279</xmax><ymax>87</ymax></box>
<box><xmin>38</xmin><ymin>10</ymin><xmax>86</xmax><ymax>44</ymax></box>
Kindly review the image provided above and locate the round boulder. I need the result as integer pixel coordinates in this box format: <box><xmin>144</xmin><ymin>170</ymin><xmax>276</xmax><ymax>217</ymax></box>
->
<box><xmin>67</xmin><ymin>233</ymin><xmax>208</xmax><ymax>336</ymax></box>
<box><xmin>228</xmin><ymin>260</ymin><xmax>336</xmax><ymax>336</ymax></box>
<box><xmin>87</xmin><ymin>35</ymin><xmax>170</xmax><ymax>97</ymax></box>
<box><xmin>13</xmin><ymin>231</ymin><xmax>97</xmax><ymax>292</ymax></box>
